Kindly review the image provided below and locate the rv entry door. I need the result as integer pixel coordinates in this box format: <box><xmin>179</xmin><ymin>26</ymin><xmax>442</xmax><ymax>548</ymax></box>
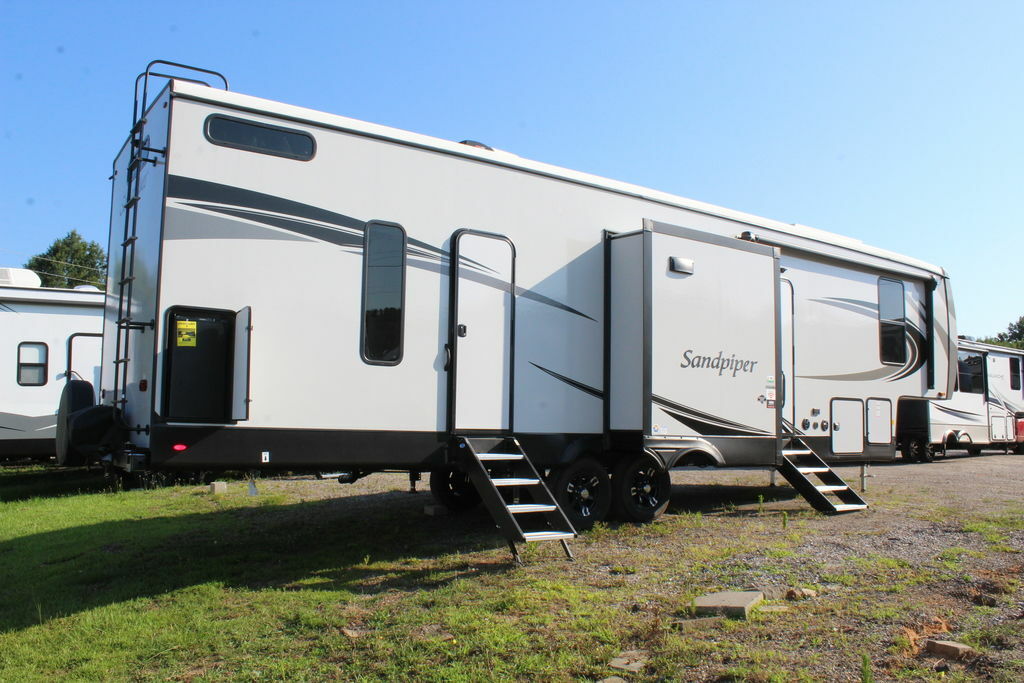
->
<box><xmin>448</xmin><ymin>230</ymin><xmax>515</xmax><ymax>434</ymax></box>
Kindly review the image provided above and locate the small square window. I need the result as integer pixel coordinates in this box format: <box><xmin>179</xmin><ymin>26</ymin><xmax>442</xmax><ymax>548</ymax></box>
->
<box><xmin>17</xmin><ymin>342</ymin><xmax>48</xmax><ymax>386</ymax></box>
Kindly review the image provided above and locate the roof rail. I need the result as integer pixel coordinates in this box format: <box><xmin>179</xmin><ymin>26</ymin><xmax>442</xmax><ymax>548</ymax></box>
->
<box><xmin>133</xmin><ymin>60</ymin><xmax>229</xmax><ymax>127</ymax></box>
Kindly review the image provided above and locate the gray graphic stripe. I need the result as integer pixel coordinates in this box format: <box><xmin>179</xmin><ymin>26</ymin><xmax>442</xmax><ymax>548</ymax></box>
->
<box><xmin>529</xmin><ymin>363</ymin><xmax>602</xmax><ymax>399</ymax></box>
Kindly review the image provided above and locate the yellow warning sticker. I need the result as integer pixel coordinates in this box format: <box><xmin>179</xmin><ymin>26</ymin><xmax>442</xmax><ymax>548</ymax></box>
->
<box><xmin>176</xmin><ymin>320</ymin><xmax>197</xmax><ymax>347</ymax></box>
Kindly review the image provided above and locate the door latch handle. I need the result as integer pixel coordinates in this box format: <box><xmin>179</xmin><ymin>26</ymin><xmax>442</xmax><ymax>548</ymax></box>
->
<box><xmin>457</xmin><ymin>324</ymin><xmax>467</xmax><ymax>338</ymax></box>
<box><xmin>443</xmin><ymin>344</ymin><xmax>451</xmax><ymax>371</ymax></box>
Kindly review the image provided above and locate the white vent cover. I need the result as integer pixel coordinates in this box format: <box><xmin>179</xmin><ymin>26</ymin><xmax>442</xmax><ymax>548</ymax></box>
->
<box><xmin>0</xmin><ymin>268</ymin><xmax>42</xmax><ymax>288</ymax></box>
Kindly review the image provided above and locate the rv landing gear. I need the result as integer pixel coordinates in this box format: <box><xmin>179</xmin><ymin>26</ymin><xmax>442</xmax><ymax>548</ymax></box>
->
<box><xmin>611</xmin><ymin>453</ymin><xmax>671</xmax><ymax>522</ymax></box>
<box><xmin>429</xmin><ymin>465</ymin><xmax>482</xmax><ymax>511</ymax></box>
<box><xmin>547</xmin><ymin>457</ymin><xmax>611</xmax><ymax>531</ymax></box>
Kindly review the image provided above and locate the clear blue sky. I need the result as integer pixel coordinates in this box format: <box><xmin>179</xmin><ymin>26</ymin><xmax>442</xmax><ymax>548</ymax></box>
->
<box><xmin>1</xmin><ymin>0</ymin><xmax>1020</xmax><ymax>336</ymax></box>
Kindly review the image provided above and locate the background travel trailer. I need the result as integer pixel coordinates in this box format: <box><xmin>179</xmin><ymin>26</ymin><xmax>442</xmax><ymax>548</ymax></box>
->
<box><xmin>64</xmin><ymin>63</ymin><xmax>957</xmax><ymax>537</ymax></box>
<box><xmin>1</xmin><ymin>268</ymin><xmax>103</xmax><ymax>459</ymax></box>
<box><xmin>899</xmin><ymin>339</ymin><xmax>1024</xmax><ymax>460</ymax></box>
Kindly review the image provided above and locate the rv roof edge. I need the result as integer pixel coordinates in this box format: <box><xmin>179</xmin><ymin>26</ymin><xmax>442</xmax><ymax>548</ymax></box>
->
<box><xmin>166</xmin><ymin>79</ymin><xmax>942</xmax><ymax>277</ymax></box>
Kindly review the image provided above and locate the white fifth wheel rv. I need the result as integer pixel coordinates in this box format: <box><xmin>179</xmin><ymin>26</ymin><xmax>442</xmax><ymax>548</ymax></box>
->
<box><xmin>1</xmin><ymin>268</ymin><xmax>103</xmax><ymax>459</ymax></box>
<box><xmin>899</xmin><ymin>339</ymin><xmax>1024</xmax><ymax>460</ymax></box>
<box><xmin>65</xmin><ymin>62</ymin><xmax>957</xmax><ymax>556</ymax></box>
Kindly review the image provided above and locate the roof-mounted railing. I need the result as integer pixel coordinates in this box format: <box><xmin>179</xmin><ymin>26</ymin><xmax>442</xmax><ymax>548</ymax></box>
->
<box><xmin>133</xmin><ymin>60</ymin><xmax>229</xmax><ymax>128</ymax></box>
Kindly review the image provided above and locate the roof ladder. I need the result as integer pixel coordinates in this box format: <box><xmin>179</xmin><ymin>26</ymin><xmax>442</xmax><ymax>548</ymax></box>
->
<box><xmin>775</xmin><ymin>437</ymin><xmax>868</xmax><ymax>514</ymax></box>
<box><xmin>455</xmin><ymin>436</ymin><xmax>577</xmax><ymax>564</ymax></box>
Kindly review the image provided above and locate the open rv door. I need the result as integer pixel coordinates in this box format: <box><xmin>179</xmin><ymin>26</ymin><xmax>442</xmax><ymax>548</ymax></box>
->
<box><xmin>232</xmin><ymin>306</ymin><xmax>252</xmax><ymax>421</ymax></box>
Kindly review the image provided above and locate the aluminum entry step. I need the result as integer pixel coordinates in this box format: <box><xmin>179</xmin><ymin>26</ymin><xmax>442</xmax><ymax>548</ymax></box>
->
<box><xmin>833</xmin><ymin>503</ymin><xmax>868</xmax><ymax>512</ymax></box>
<box><xmin>815</xmin><ymin>485</ymin><xmax>849</xmax><ymax>493</ymax></box>
<box><xmin>490</xmin><ymin>477</ymin><xmax>540</xmax><ymax>487</ymax></box>
<box><xmin>782</xmin><ymin>449</ymin><xmax>813</xmax><ymax>456</ymax></box>
<box><xmin>797</xmin><ymin>466</ymin><xmax>830</xmax><ymax>474</ymax></box>
<box><xmin>478</xmin><ymin>453</ymin><xmax>525</xmax><ymax>461</ymax></box>
<box><xmin>523</xmin><ymin>531</ymin><xmax>575</xmax><ymax>542</ymax></box>
<box><xmin>507</xmin><ymin>503</ymin><xmax>557</xmax><ymax>514</ymax></box>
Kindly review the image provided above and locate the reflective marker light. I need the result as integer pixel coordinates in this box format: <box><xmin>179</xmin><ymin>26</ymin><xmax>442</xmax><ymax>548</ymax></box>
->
<box><xmin>172</xmin><ymin>444</ymin><xmax>188</xmax><ymax>452</ymax></box>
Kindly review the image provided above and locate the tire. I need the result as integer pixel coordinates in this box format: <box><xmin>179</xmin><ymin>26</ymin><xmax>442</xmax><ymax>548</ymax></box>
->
<box><xmin>55</xmin><ymin>380</ymin><xmax>95</xmax><ymax>466</ymax></box>
<box><xmin>429</xmin><ymin>466</ymin><xmax>482</xmax><ymax>512</ymax></box>
<box><xmin>900</xmin><ymin>439</ymin><xmax>919</xmax><ymax>463</ymax></box>
<box><xmin>547</xmin><ymin>457</ymin><xmax>611</xmax><ymax>531</ymax></box>
<box><xmin>909</xmin><ymin>438</ymin><xmax>934</xmax><ymax>463</ymax></box>
<box><xmin>611</xmin><ymin>453</ymin><xmax>672</xmax><ymax>522</ymax></box>
<box><xmin>966</xmin><ymin>445</ymin><xmax>982</xmax><ymax>456</ymax></box>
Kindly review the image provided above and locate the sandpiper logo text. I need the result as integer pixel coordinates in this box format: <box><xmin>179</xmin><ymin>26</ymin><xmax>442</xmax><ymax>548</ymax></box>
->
<box><xmin>680</xmin><ymin>350</ymin><xmax>759</xmax><ymax>377</ymax></box>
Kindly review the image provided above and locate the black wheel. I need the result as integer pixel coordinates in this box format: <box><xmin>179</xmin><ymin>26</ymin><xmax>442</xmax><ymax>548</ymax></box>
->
<box><xmin>548</xmin><ymin>457</ymin><xmax>611</xmax><ymax>531</ymax></box>
<box><xmin>611</xmin><ymin>453</ymin><xmax>671</xmax><ymax>522</ymax></box>
<box><xmin>429</xmin><ymin>466</ymin><xmax>482</xmax><ymax>511</ymax></box>
<box><xmin>908</xmin><ymin>438</ymin><xmax>934</xmax><ymax>463</ymax></box>
<box><xmin>900</xmin><ymin>439</ymin><xmax>919</xmax><ymax>463</ymax></box>
<box><xmin>55</xmin><ymin>380</ymin><xmax>95</xmax><ymax>466</ymax></box>
<box><xmin>966</xmin><ymin>445</ymin><xmax>982</xmax><ymax>456</ymax></box>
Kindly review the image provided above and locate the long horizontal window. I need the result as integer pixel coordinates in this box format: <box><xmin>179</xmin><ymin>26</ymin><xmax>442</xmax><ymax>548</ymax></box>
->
<box><xmin>361</xmin><ymin>221</ymin><xmax>406</xmax><ymax>365</ymax></box>
<box><xmin>878</xmin><ymin>278</ymin><xmax>907</xmax><ymax>365</ymax></box>
<box><xmin>17</xmin><ymin>342</ymin><xmax>48</xmax><ymax>386</ymax></box>
<box><xmin>205</xmin><ymin>115</ymin><xmax>315</xmax><ymax>161</ymax></box>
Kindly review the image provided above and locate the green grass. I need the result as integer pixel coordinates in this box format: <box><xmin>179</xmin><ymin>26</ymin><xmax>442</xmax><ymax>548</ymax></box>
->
<box><xmin>2</xmin><ymin>464</ymin><xmax>1022</xmax><ymax>680</ymax></box>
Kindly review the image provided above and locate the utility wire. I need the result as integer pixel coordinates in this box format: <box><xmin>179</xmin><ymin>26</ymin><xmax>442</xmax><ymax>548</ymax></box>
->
<box><xmin>26</xmin><ymin>269</ymin><xmax>105</xmax><ymax>287</ymax></box>
<box><xmin>0</xmin><ymin>248</ymin><xmax>107</xmax><ymax>273</ymax></box>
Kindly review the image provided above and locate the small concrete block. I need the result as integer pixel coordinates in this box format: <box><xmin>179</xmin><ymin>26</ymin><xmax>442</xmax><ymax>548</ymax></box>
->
<box><xmin>671</xmin><ymin>616</ymin><xmax>725</xmax><ymax>631</ymax></box>
<box><xmin>924</xmin><ymin>640</ymin><xmax>977</xmax><ymax>660</ymax></box>
<box><xmin>209</xmin><ymin>481</ymin><xmax>227</xmax><ymax>495</ymax></box>
<box><xmin>597</xmin><ymin>678</ymin><xmax>627</xmax><ymax>683</ymax></box>
<box><xmin>608</xmin><ymin>650</ymin><xmax>649</xmax><ymax>673</ymax></box>
<box><xmin>692</xmin><ymin>591</ymin><xmax>764</xmax><ymax>619</ymax></box>
<box><xmin>423</xmin><ymin>504</ymin><xmax>449</xmax><ymax>517</ymax></box>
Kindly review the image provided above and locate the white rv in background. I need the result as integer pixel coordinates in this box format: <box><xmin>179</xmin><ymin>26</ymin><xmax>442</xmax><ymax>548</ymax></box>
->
<box><xmin>0</xmin><ymin>268</ymin><xmax>103</xmax><ymax>459</ymax></box>
<box><xmin>65</xmin><ymin>63</ymin><xmax>958</xmax><ymax>550</ymax></box>
<box><xmin>899</xmin><ymin>339</ymin><xmax>1024</xmax><ymax>460</ymax></box>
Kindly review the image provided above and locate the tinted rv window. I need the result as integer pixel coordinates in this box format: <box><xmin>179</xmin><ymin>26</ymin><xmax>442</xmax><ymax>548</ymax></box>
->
<box><xmin>205</xmin><ymin>116</ymin><xmax>315</xmax><ymax>161</ymax></box>
<box><xmin>361</xmin><ymin>222</ymin><xmax>406</xmax><ymax>365</ymax></box>
<box><xmin>1011</xmin><ymin>356</ymin><xmax>1021</xmax><ymax>391</ymax></box>
<box><xmin>17</xmin><ymin>342</ymin><xmax>48</xmax><ymax>386</ymax></box>
<box><xmin>957</xmin><ymin>351</ymin><xmax>985</xmax><ymax>394</ymax></box>
<box><xmin>878</xmin><ymin>278</ymin><xmax>907</xmax><ymax>365</ymax></box>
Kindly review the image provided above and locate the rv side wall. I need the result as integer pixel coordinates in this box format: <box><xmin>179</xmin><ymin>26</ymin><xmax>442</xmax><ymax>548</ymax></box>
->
<box><xmin>106</xmin><ymin>80</ymin><xmax>958</xmax><ymax>470</ymax></box>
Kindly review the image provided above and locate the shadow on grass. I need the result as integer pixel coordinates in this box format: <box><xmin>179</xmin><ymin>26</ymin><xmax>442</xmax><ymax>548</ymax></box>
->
<box><xmin>668</xmin><ymin>483</ymin><xmax>800</xmax><ymax>516</ymax></box>
<box><xmin>0</xmin><ymin>487</ymin><xmax>512</xmax><ymax>633</ymax></box>
<box><xmin>0</xmin><ymin>464</ymin><xmax>113</xmax><ymax>503</ymax></box>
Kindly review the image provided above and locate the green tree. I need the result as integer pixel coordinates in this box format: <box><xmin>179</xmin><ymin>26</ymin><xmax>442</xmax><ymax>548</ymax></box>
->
<box><xmin>24</xmin><ymin>230</ymin><xmax>106</xmax><ymax>289</ymax></box>
<box><xmin>979</xmin><ymin>314</ymin><xmax>1024</xmax><ymax>350</ymax></box>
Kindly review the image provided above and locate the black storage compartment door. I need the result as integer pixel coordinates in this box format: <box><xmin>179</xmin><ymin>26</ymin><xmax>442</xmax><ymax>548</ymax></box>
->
<box><xmin>163</xmin><ymin>307</ymin><xmax>235</xmax><ymax>422</ymax></box>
